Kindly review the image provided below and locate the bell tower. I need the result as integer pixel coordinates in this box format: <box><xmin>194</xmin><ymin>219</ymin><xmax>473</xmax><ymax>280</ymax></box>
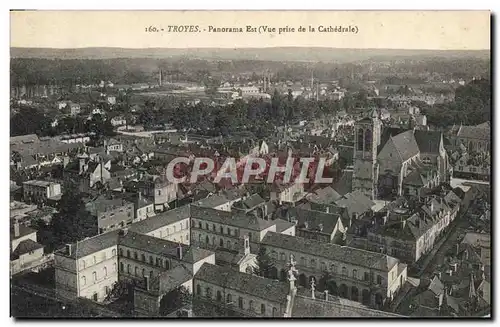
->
<box><xmin>352</xmin><ymin>109</ymin><xmax>381</xmax><ymax>200</ymax></box>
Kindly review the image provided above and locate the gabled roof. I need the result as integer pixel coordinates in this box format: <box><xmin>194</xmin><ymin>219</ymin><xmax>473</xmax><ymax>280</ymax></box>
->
<box><xmin>11</xmin><ymin>239</ymin><xmax>44</xmax><ymax>259</ymax></box>
<box><xmin>456</xmin><ymin>125</ymin><xmax>490</xmax><ymax>141</ymax></box>
<box><xmin>389</xmin><ymin>130</ymin><xmax>420</xmax><ymax>162</ymax></box>
<box><xmin>293</xmin><ymin>207</ymin><xmax>341</xmax><ymax>235</ymax></box>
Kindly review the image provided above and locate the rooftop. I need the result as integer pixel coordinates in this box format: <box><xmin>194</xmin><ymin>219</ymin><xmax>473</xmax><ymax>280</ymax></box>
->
<box><xmin>129</xmin><ymin>206</ymin><xmax>190</xmax><ymax>235</ymax></box>
<box><xmin>194</xmin><ymin>263</ymin><xmax>290</xmax><ymax>304</ymax></box>
<box><xmin>262</xmin><ymin>232</ymin><xmax>399</xmax><ymax>272</ymax></box>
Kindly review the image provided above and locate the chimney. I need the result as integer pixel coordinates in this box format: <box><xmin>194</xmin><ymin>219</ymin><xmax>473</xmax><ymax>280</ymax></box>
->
<box><xmin>318</xmin><ymin>223</ymin><xmax>324</xmax><ymax>232</ymax></box>
<box><xmin>144</xmin><ymin>275</ymin><xmax>150</xmax><ymax>291</ymax></box>
<box><xmin>438</xmin><ymin>292</ymin><xmax>444</xmax><ymax>309</ymax></box>
<box><xmin>138</xmin><ymin>191</ymin><xmax>142</xmax><ymax>201</ymax></box>
<box><xmin>325</xmin><ymin>206</ymin><xmax>330</xmax><ymax>214</ymax></box>
<box><xmin>13</xmin><ymin>220</ymin><xmax>20</xmax><ymax>238</ymax></box>
<box><xmin>119</xmin><ymin>228</ymin><xmax>129</xmax><ymax>236</ymax></box>
<box><xmin>177</xmin><ymin>244</ymin><xmax>183</xmax><ymax>260</ymax></box>
<box><xmin>79</xmin><ymin>158</ymin><xmax>86</xmax><ymax>174</ymax></box>
<box><xmin>66</xmin><ymin>243</ymin><xmax>72</xmax><ymax>255</ymax></box>
<box><xmin>324</xmin><ymin>290</ymin><xmax>329</xmax><ymax>301</ymax></box>
<box><xmin>456</xmin><ymin>243</ymin><xmax>460</xmax><ymax>256</ymax></box>
<box><xmin>437</xmin><ymin>271</ymin><xmax>442</xmax><ymax>279</ymax></box>
<box><xmin>243</xmin><ymin>236</ymin><xmax>250</xmax><ymax>256</ymax></box>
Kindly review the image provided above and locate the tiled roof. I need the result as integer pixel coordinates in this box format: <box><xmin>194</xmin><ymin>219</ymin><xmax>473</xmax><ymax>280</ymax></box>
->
<box><xmin>262</xmin><ymin>232</ymin><xmax>399</xmax><ymax>272</ymax></box>
<box><xmin>85</xmin><ymin>196</ymin><xmax>133</xmax><ymax>215</ymax></box>
<box><xmin>334</xmin><ymin>190</ymin><xmax>374</xmax><ymax>217</ymax></box>
<box><xmin>11</xmin><ymin>239</ymin><xmax>44</xmax><ymax>259</ymax></box>
<box><xmin>308</xmin><ymin>186</ymin><xmax>343</xmax><ymax>205</ymax></box>
<box><xmin>11</xmin><ymin>224</ymin><xmax>36</xmax><ymax>240</ymax></box>
<box><xmin>55</xmin><ymin>229</ymin><xmax>121</xmax><ymax>259</ymax></box>
<box><xmin>332</xmin><ymin>169</ymin><xmax>352</xmax><ymax>196</ymax></box>
<box><xmin>457</xmin><ymin>125</ymin><xmax>490</xmax><ymax>141</ymax></box>
<box><xmin>129</xmin><ymin>206</ymin><xmax>190</xmax><ymax>234</ymax></box>
<box><xmin>10</xmin><ymin>134</ymin><xmax>40</xmax><ymax>146</ymax></box>
<box><xmin>155</xmin><ymin>264</ymin><xmax>193</xmax><ymax>293</ymax></box>
<box><xmin>414</xmin><ymin>130</ymin><xmax>442</xmax><ymax>154</ymax></box>
<box><xmin>119</xmin><ymin>231</ymin><xmax>213</xmax><ymax>264</ymax></box>
<box><xmin>193</xmin><ymin>194</ymin><xmax>233</xmax><ymax>208</ymax></box>
<box><xmin>291</xmin><ymin>296</ymin><xmax>403</xmax><ymax>317</ymax></box>
<box><xmin>293</xmin><ymin>207</ymin><xmax>341</xmax><ymax>235</ymax></box>
<box><xmin>190</xmin><ymin>205</ymin><xmax>276</xmax><ymax>231</ymax></box>
<box><xmin>390</xmin><ymin>130</ymin><xmax>420</xmax><ymax>162</ymax></box>
<box><xmin>194</xmin><ymin>263</ymin><xmax>290</xmax><ymax>303</ymax></box>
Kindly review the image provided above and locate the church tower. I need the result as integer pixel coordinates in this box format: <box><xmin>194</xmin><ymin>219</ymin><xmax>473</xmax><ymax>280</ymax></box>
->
<box><xmin>352</xmin><ymin>109</ymin><xmax>382</xmax><ymax>200</ymax></box>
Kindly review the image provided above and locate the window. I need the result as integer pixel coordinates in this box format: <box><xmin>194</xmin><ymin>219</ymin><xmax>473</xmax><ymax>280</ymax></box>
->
<box><xmin>119</xmin><ymin>248</ymin><xmax>123</xmax><ymax>256</ymax></box>
<box><xmin>81</xmin><ymin>276</ymin><xmax>86</xmax><ymax>286</ymax></box>
<box><xmin>112</xmin><ymin>249</ymin><xmax>116</xmax><ymax>256</ymax></box>
<box><xmin>186</xmin><ymin>234</ymin><xmax>189</xmax><ymax>241</ymax></box>
<box><xmin>127</xmin><ymin>250</ymin><xmax>131</xmax><ymax>258</ymax></box>
<box><xmin>103</xmin><ymin>267</ymin><xmax>108</xmax><ymax>276</ymax></box>
<box><xmin>156</xmin><ymin>258</ymin><xmax>162</xmax><ymax>267</ymax></box>
<box><xmin>227</xmin><ymin>294</ymin><xmax>232</xmax><ymax>304</ymax></box>
<box><xmin>261</xmin><ymin>304</ymin><xmax>266</xmax><ymax>315</ymax></box>
<box><xmin>141</xmin><ymin>254</ymin><xmax>146</xmax><ymax>262</ymax></box>
<box><xmin>310</xmin><ymin>259</ymin><xmax>316</xmax><ymax>268</ymax></box>
<box><xmin>300</xmin><ymin>257</ymin><xmax>306</xmax><ymax>266</ymax></box>
<box><xmin>280</xmin><ymin>253</ymin><xmax>286</xmax><ymax>261</ymax></box>
<box><xmin>165</xmin><ymin>260</ymin><xmax>170</xmax><ymax>270</ymax></box>
<box><xmin>249</xmin><ymin>300</ymin><xmax>254</xmax><ymax>311</ymax></box>
<box><xmin>197</xmin><ymin>284</ymin><xmax>201</xmax><ymax>295</ymax></box>
<box><xmin>120</xmin><ymin>262</ymin><xmax>124</xmax><ymax>272</ymax></box>
<box><xmin>205</xmin><ymin>287</ymin><xmax>212</xmax><ymax>299</ymax></box>
<box><xmin>134</xmin><ymin>252</ymin><xmax>138</xmax><ymax>260</ymax></box>
<box><xmin>142</xmin><ymin>268</ymin><xmax>146</xmax><ymax>277</ymax></box>
<box><xmin>205</xmin><ymin>236</ymin><xmax>209</xmax><ymax>244</ymax></box>
<box><xmin>217</xmin><ymin>291</ymin><xmax>222</xmax><ymax>302</ymax></box>
<box><xmin>149</xmin><ymin>256</ymin><xmax>154</xmax><ymax>264</ymax></box>
<box><xmin>205</xmin><ymin>223</ymin><xmax>208</xmax><ymax>230</ymax></box>
<box><xmin>198</xmin><ymin>221</ymin><xmax>201</xmax><ymax>228</ymax></box>
<box><xmin>135</xmin><ymin>267</ymin><xmax>139</xmax><ymax>276</ymax></box>
<box><xmin>342</xmin><ymin>267</ymin><xmax>347</xmax><ymax>276</ymax></box>
<box><xmin>220</xmin><ymin>226</ymin><xmax>223</xmax><ymax>234</ymax></box>
<box><xmin>174</xmin><ymin>225</ymin><xmax>177</xmax><ymax>233</ymax></box>
<box><xmin>238</xmin><ymin>297</ymin><xmax>244</xmax><ymax>309</ymax></box>
<box><xmin>364</xmin><ymin>272</ymin><xmax>369</xmax><ymax>281</ymax></box>
<box><xmin>93</xmin><ymin>256</ymin><xmax>96</xmax><ymax>264</ymax></box>
<box><xmin>127</xmin><ymin>264</ymin><xmax>131</xmax><ymax>274</ymax></box>
<box><xmin>93</xmin><ymin>293</ymin><xmax>98</xmax><ymax>301</ymax></box>
<box><xmin>377</xmin><ymin>275</ymin><xmax>383</xmax><ymax>284</ymax></box>
<box><xmin>321</xmin><ymin>262</ymin><xmax>326</xmax><ymax>271</ymax></box>
<box><xmin>166</xmin><ymin>228</ymin><xmax>170</xmax><ymax>235</ymax></box>
<box><xmin>92</xmin><ymin>271</ymin><xmax>97</xmax><ymax>282</ymax></box>
<box><xmin>352</xmin><ymin>269</ymin><xmax>357</xmax><ymax>279</ymax></box>
<box><xmin>105</xmin><ymin>286</ymin><xmax>110</xmax><ymax>295</ymax></box>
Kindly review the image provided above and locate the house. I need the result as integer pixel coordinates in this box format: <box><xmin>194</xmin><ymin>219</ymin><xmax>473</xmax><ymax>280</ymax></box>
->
<box><xmin>107</xmin><ymin>96</ymin><xmax>116</xmax><ymax>105</ymax></box>
<box><xmin>104</xmin><ymin>139</ymin><xmax>123</xmax><ymax>153</ymax></box>
<box><xmin>111</xmin><ymin>116</ymin><xmax>127</xmax><ymax>127</ymax></box>
<box><xmin>85</xmin><ymin>196</ymin><xmax>135</xmax><ymax>234</ymax></box>
<box><xmin>10</xmin><ymin>220</ymin><xmax>45</xmax><ymax>275</ymax></box>
<box><xmin>132</xmin><ymin>175</ymin><xmax>178</xmax><ymax>212</ymax></box>
<box><xmin>23</xmin><ymin>180</ymin><xmax>62</xmax><ymax>204</ymax></box>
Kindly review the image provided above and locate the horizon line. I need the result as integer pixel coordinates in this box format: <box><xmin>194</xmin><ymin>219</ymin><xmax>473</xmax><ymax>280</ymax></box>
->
<box><xmin>10</xmin><ymin>46</ymin><xmax>491</xmax><ymax>51</ymax></box>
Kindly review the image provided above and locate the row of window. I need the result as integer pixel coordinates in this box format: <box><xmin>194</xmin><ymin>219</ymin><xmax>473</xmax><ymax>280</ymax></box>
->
<box><xmin>196</xmin><ymin>284</ymin><xmax>278</xmax><ymax>316</ymax></box>
<box><xmin>80</xmin><ymin>263</ymin><xmax>117</xmax><ymax>286</ymax></box>
<box><xmin>120</xmin><ymin>262</ymin><xmax>158</xmax><ymax>278</ymax></box>
<box><xmin>80</xmin><ymin>249</ymin><xmax>117</xmax><ymax>269</ymax></box>
<box><xmin>119</xmin><ymin>248</ymin><xmax>171</xmax><ymax>269</ymax></box>
<box><xmin>272</xmin><ymin>251</ymin><xmax>384</xmax><ymax>284</ymax></box>
<box><xmin>192</xmin><ymin>220</ymin><xmax>237</xmax><ymax>237</ymax></box>
<box><xmin>196</xmin><ymin>233</ymin><xmax>240</xmax><ymax>250</ymax></box>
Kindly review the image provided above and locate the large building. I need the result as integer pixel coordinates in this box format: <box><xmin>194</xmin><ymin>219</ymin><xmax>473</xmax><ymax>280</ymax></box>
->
<box><xmin>54</xmin><ymin>227</ymin><xmax>214</xmax><ymax>303</ymax></box>
<box><xmin>22</xmin><ymin>180</ymin><xmax>62</xmax><ymax>204</ymax></box>
<box><xmin>260</xmin><ymin>231</ymin><xmax>408</xmax><ymax>309</ymax></box>
<box><xmin>352</xmin><ymin>109</ymin><xmax>450</xmax><ymax>200</ymax></box>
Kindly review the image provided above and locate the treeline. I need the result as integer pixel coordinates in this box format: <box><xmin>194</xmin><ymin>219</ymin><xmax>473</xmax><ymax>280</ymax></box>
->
<box><xmin>422</xmin><ymin>79</ymin><xmax>491</xmax><ymax>128</ymax></box>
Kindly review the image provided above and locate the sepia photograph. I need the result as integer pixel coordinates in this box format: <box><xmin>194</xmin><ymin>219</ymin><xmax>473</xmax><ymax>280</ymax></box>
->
<box><xmin>9</xmin><ymin>10</ymin><xmax>491</xmax><ymax>319</ymax></box>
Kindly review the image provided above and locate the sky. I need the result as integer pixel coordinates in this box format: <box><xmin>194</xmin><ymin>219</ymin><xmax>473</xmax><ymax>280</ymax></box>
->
<box><xmin>10</xmin><ymin>11</ymin><xmax>491</xmax><ymax>50</ymax></box>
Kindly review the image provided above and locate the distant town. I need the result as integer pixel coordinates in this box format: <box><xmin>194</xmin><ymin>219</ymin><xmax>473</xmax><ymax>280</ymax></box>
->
<box><xmin>10</xmin><ymin>48</ymin><xmax>491</xmax><ymax>318</ymax></box>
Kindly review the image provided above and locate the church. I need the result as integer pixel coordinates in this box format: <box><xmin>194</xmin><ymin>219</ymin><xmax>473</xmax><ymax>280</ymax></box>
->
<box><xmin>352</xmin><ymin>109</ymin><xmax>451</xmax><ymax>200</ymax></box>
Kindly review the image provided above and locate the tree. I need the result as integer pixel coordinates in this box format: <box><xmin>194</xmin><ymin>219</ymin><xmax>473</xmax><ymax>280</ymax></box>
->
<box><xmin>159</xmin><ymin>286</ymin><xmax>191</xmax><ymax>316</ymax></box>
<box><xmin>50</xmin><ymin>182</ymin><xmax>97</xmax><ymax>246</ymax></box>
<box><xmin>253</xmin><ymin>246</ymin><xmax>275</xmax><ymax>278</ymax></box>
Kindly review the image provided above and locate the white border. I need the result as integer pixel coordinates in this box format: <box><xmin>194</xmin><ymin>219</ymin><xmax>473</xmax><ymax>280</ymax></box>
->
<box><xmin>2</xmin><ymin>1</ymin><xmax>497</xmax><ymax>327</ymax></box>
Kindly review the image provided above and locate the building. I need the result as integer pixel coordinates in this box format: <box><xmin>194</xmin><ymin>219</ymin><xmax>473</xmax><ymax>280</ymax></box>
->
<box><xmin>10</xmin><ymin>221</ymin><xmax>45</xmax><ymax>274</ymax></box>
<box><xmin>270</xmin><ymin>182</ymin><xmax>305</xmax><ymax>204</ymax></box>
<box><xmin>194</xmin><ymin>193</ymin><xmax>242</xmax><ymax>212</ymax></box>
<box><xmin>193</xmin><ymin>263</ymin><xmax>290</xmax><ymax>317</ymax></box>
<box><xmin>133</xmin><ymin>175</ymin><xmax>178</xmax><ymax>212</ymax></box>
<box><xmin>111</xmin><ymin>116</ymin><xmax>127</xmax><ymax>127</ymax></box>
<box><xmin>85</xmin><ymin>196</ymin><xmax>135</xmax><ymax>234</ymax></box>
<box><xmin>129</xmin><ymin>205</ymin><xmax>191</xmax><ymax>245</ymax></box>
<box><xmin>352</xmin><ymin>109</ymin><xmax>450</xmax><ymax>200</ymax></box>
<box><xmin>347</xmin><ymin>191</ymin><xmax>461</xmax><ymax>264</ymax></box>
<box><xmin>449</xmin><ymin>123</ymin><xmax>490</xmax><ymax>153</ymax></box>
<box><xmin>261</xmin><ymin>232</ymin><xmax>408</xmax><ymax>309</ymax></box>
<box><xmin>22</xmin><ymin>180</ymin><xmax>62</xmax><ymax>204</ymax></box>
<box><xmin>54</xmin><ymin>228</ymin><xmax>214</xmax><ymax>303</ymax></box>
